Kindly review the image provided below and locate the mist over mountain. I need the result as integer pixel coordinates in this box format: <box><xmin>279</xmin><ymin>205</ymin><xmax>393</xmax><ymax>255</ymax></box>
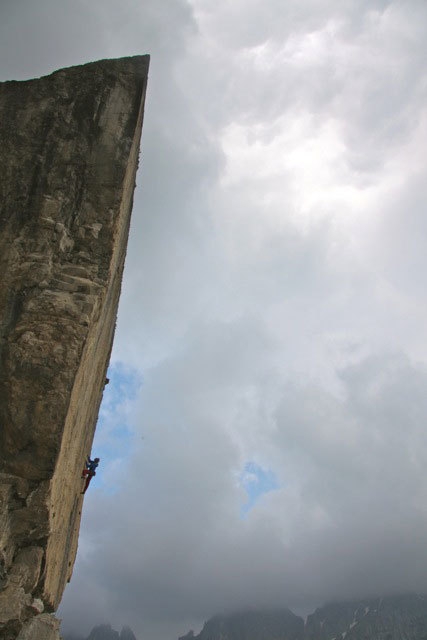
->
<box><xmin>62</xmin><ymin>593</ymin><xmax>427</xmax><ymax>640</ymax></box>
<box><xmin>179</xmin><ymin>609</ymin><xmax>303</xmax><ymax>640</ymax></box>
<box><xmin>179</xmin><ymin>595</ymin><xmax>427</xmax><ymax>640</ymax></box>
<box><xmin>63</xmin><ymin>624</ymin><xmax>138</xmax><ymax>640</ymax></box>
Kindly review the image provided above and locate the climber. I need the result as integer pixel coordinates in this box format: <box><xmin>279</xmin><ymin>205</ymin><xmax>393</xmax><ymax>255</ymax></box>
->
<box><xmin>81</xmin><ymin>455</ymin><xmax>100</xmax><ymax>494</ymax></box>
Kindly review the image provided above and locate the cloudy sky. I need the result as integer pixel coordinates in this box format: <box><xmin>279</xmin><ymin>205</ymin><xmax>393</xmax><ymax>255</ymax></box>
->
<box><xmin>2</xmin><ymin>0</ymin><xmax>427</xmax><ymax>638</ymax></box>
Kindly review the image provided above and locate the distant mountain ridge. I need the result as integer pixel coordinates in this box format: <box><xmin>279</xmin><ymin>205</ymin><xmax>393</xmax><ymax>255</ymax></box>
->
<box><xmin>180</xmin><ymin>594</ymin><xmax>427</xmax><ymax>640</ymax></box>
<box><xmin>180</xmin><ymin>609</ymin><xmax>303</xmax><ymax>640</ymax></box>
<box><xmin>63</xmin><ymin>623</ymin><xmax>137</xmax><ymax>640</ymax></box>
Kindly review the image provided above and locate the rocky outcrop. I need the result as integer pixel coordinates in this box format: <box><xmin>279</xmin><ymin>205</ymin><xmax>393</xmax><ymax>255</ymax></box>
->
<box><xmin>181</xmin><ymin>595</ymin><xmax>427</xmax><ymax>640</ymax></box>
<box><xmin>16</xmin><ymin>614</ymin><xmax>61</xmax><ymax>640</ymax></box>
<box><xmin>0</xmin><ymin>55</ymin><xmax>149</xmax><ymax>638</ymax></box>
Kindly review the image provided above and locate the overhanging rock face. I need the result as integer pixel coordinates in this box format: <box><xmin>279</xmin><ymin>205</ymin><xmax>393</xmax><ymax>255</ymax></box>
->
<box><xmin>0</xmin><ymin>56</ymin><xmax>149</xmax><ymax>639</ymax></box>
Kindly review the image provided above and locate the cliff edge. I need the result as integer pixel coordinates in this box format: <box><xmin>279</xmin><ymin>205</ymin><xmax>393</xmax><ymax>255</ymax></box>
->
<box><xmin>0</xmin><ymin>55</ymin><xmax>149</xmax><ymax>639</ymax></box>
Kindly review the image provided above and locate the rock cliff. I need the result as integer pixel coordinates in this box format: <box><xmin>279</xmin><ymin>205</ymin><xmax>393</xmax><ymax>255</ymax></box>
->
<box><xmin>0</xmin><ymin>55</ymin><xmax>149</xmax><ymax>639</ymax></box>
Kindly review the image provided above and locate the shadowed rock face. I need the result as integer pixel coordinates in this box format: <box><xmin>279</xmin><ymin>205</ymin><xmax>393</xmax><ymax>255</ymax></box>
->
<box><xmin>0</xmin><ymin>55</ymin><xmax>149</xmax><ymax>639</ymax></box>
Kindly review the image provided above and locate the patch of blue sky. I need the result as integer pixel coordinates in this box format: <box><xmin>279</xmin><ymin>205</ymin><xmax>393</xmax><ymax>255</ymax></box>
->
<box><xmin>99</xmin><ymin>361</ymin><xmax>142</xmax><ymax>413</ymax></box>
<box><xmin>240</xmin><ymin>461</ymin><xmax>280</xmax><ymax>517</ymax></box>
<box><xmin>90</xmin><ymin>362</ymin><xmax>143</xmax><ymax>495</ymax></box>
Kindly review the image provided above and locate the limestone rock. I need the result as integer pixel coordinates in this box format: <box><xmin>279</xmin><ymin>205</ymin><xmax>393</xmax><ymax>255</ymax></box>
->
<box><xmin>0</xmin><ymin>55</ymin><xmax>149</xmax><ymax>638</ymax></box>
<box><xmin>0</xmin><ymin>583</ymin><xmax>31</xmax><ymax>625</ymax></box>
<box><xmin>16</xmin><ymin>613</ymin><xmax>60</xmax><ymax>640</ymax></box>
<box><xmin>9</xmin><ymin>548</ymin><xmax>44</xmax><ymax>594</ymax></box>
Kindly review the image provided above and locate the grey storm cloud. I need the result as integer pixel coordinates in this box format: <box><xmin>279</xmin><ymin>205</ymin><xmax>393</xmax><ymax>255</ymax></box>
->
<box><xmin>1</xmin><ymin>0</ymin><xmax>427</xmax><ymax>639</ymax></box>
<box><xmin>70</xmin><ymin>312</ymin><xmax>427</xmax><ymax>609</ymax></box>
<box><xmin>61</xmin><ymin>350</ymin><xmax>427</xmax><ymax>636</ymax></box>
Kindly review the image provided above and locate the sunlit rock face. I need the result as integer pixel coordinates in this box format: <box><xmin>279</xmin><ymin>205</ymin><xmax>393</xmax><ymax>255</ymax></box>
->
<box><xmin>182</xmin><ymin>595</ymin><xmax>427</xmax><ymax>640</ymax></box>
<box><xmin>0</xmin><ymin>55</ymin><xmax>149</xmax><ymax>639</ymax></box>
